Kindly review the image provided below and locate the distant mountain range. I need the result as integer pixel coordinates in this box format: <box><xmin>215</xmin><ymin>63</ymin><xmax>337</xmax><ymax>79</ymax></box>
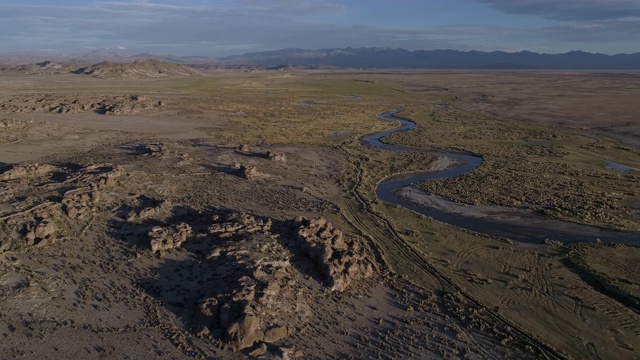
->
<box><xmin>1</xmin><ymin>47</ymin><xmax>640</xmax><ymax>69</ymax></box>
<box><xmin>0</xmin><ymin>49</ymin><xmax>221</xmax><ymax>66</ymax></box>
<box><xmin>223</xmin><ymin>48</ymin><xmax>640</xmax><ymax>70</ymax></box>
<box><xmin>73</xmin><ymin>49</ymin><xmax>220</xmax><ymax>65</ymax></box>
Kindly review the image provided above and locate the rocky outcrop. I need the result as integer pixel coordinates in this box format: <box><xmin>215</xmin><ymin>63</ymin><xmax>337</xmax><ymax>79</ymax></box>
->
<box><xmin>292</xmin><ymin>216</ymin><xmax>375</xmax><ymax>292</ymax></box>
<box><xmin>148</xmin><ymin>223</ymin><xmax>192</xmax><ymax>254</ymax></box>
<box><xmin>208</xmin><ymin>212</ymin><xmax>272</xmax><ymax>237</ymax></box>
<box><xmin>264</xmin><ymin>325</ymin><xmax>289</xmax><ymax>343</ymax></box>
<box><xmin>24</xmin><ymin>219</ymin><xmax>57</xmax><ymax>246</ymax></box>
<box><xmin>225</xmin><ymin>315</ymin><xmax>264</xmax><ymax>352</ymax></box>
<box><xmin>126</xmin><ymin>200</ymin><xmax>172</xmax><ymax>222</ymax></box>
<box><xmin>0</xmin><ymin>94</ymin><xmax>163</xmax><ymax>116</ymax></box>
<box><xmin>194</xmin><ymin>214</ymin><xmax>374</xmax><ymax>350</ymax></box>
<box><xmin>0</xmin><ymin>163</ymin><xmax>57</xmax><ymax>181</ymax></box>
<box><xmin>0</xmin><ymin>201</ymin><xmax>64</xmax><ymax>252</ymax></box>
<box><xmin>239</xmin><ymin>165</ymin><xmax>259</xmax><ymax>180</ymax></box>
<box><xmin>230</xmin><ymin>162</ymin><xmax>263</xmax><ymax>180</ymax></box>
<box><xmin>62</xmin><ymin>164</ymin><xmax>123</xmax><ymax>219</ymax></box>
<box><xmin>136</xmin><ymin>209</ymin><xmax>375</xmax><ymax>352</ymax></box>
<box><xmin>1</xmin><ymin>163</ymin><xmax>124</xmax><ymax>253</ymax></box>
<box><xmin>267</xmin><ymin>151</ymin><xmax>286</xmax><ymax>162</ymax></box>
<box><xmin>97</xmin><ymin>95</ymin><xmax>161</xmax><ymax>115</ymax></box>
<box><xmin>62</xmin><ymin>189</ymin><xmax>100</xmax><ymax>219</ymax></box>
<box><xmin>144</xmin><ymin>144</ymin><xmax>170</xmax><ymax>158</ymax></box>
<box><xmin>188</xmin><ymin>211</ymin><xmax>301</xmax><ymax>351</ymax></box>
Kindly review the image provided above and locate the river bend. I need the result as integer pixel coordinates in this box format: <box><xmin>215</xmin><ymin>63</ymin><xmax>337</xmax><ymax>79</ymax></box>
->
<box><xmin>366</xmin><ymin>111</ymin><xmax>640</xmax><ymax>245</ymax></box>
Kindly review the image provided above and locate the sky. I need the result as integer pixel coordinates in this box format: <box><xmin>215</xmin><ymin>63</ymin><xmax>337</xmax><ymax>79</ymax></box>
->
<box><xmin>1</xmin><ymin>0</ymin><xmax>639</xmax><ymax>56</ymax></box>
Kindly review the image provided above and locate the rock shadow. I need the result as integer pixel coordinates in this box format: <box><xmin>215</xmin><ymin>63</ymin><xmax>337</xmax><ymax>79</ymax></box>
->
<box><xmin>108</xmin><ymin>201</ymin><xmax>197</xmax><ymax>249</ymax></box>
<box><xmin>235</xmin><ymin>151</ymin><xmax>269</xmax><ymax>159</ymax></box>
<box><xmin>49</xmin><ymin>162</ymin><xmax>85</xmax><ymax>182</ymax></box>
<box><xmin>139</xmin><ymin>257</ymin><xmax>222</xmax><ymax>330</ymax></box>
<box><xmin>0</xmin><ymin>162</ymin><xmax>13</xmax><ymax>174</ymax></box>
<box><xmin>114</xmin><ymin>143</ymin><xmax>153</xmax><ymax>156</ymax></box>
<box><xmin>269</xmin><ymin>219</ymin><xmax>332</xmax><ymax>286</ymax></box>
<box><xmin>199</xmin><ymin>163</ymin><xmax>245</xmax><ymax>178</ymax></box>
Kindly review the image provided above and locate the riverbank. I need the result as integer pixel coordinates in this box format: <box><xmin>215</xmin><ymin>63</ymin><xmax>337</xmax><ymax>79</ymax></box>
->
<box><xmin>367</xmin><ymin>111</ymin><xmax>640</xmax><ymax>244</ymax></box>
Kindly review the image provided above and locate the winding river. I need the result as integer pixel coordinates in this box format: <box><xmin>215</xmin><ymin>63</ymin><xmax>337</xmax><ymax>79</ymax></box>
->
<box><xmin>365</xmin><ymin>111</ymin><xmax>640</xmax><ymax>245</ymax></box>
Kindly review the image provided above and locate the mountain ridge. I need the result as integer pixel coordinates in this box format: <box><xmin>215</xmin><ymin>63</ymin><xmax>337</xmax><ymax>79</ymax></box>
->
<box><xmin>0</xmin><ymin>49</ymin><xmax>222</xmax><ymax>66</ymax></box>
<box><xmin>223</xmin><ymin>47</ymin><xmax>640</xmax><ymax>69</ymax></box>
<box><xmin>77</xmin><ymin>59</ymin><xmax>201</xmax><ymax>79</ymax></box>
<box><xmin>1</xmin><ymin>47</ymin><xmax>639</xmax><ymax>69</ymax></box>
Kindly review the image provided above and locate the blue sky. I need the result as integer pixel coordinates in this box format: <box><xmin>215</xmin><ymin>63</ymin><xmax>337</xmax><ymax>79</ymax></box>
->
<box><xmin>1</xmin><ymin>0</ymin><xmax>639</xmax><ymax>56</ymax></box>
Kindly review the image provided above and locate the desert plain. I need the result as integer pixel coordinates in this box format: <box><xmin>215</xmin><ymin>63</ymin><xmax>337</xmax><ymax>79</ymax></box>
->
<box><xmin>0</xmin><ymin>62</ymin><xmax>639</xmax><ymax>359</ymax></box>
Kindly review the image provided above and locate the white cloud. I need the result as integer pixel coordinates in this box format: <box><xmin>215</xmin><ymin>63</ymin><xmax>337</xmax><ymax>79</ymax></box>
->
<box><xmin>475</xmin><ymin>0</ymin><xmax>640</xmax><ymax>20</ymax></box>
<box><xmin>0</xmin><ymin>1</ymin><xmax>638</xmax><ymax>55</ymax></box>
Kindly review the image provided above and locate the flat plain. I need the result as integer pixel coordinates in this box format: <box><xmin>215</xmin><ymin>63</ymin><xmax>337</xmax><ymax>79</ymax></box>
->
<box><xmin>1</xmin><ymin>66</ymin><xmax>639</xmax><ymax>359</ymax></box>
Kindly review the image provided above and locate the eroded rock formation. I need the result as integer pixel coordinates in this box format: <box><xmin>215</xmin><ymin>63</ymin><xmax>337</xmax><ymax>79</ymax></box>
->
<box><xmin>149</xmin><ymin>223</ymin><xmax>193</xmax><ymax>254</ymax></box>
<box><xmin>0</xmin><ymin>162</ymin><xmax>124</xmax><ymax>253</ymax></box>
<box><xmin>0</xmin><ymin>163</ymin><xmax>57</xmax><ymax>181</ymax></box>
<box><xmin>292</xmin><ymin>216</ymin><xmax>375</xmax><ymax>292</ymax></box>
<box><xmin>239</xmin><ymin>165</ymin><xmax>259</xmax><ymax>180</ymax></box>
<box><xmin>267</xmin><ymin>151</ymin><xmax>286</xmax><ymax>162</ymax></box>
<box><xmin>143</xmin><ymin>210</ymin><xmax>375</xmax><ymax>351</ymax></box>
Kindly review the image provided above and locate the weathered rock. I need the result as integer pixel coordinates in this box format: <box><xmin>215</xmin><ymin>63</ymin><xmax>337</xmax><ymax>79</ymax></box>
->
<box><xmin>276</xmin><ymin>346</ymin><xmax>297</xmax><ymax>360</ymax></box>
<box><xmin>293</xmin><ymin>216</ymin><xmax>375</xmax><ymax>291</ymax></box>
<box><xmin>240</xmin><ymin>165</ymin><xmax>259</xmax><ymax>180</ymax></box>
<box><xmin>86</xmin><ymin>164</ymin><xmax>124</xmax><ymax>190</ymax></box>
<box><xmin>34</xmin><ymin>220</ymin><xmax>56</xmax><ymax>241</ymax></box>
<box><xmin>126</xmin><ymin>201</ymin><xmax>172</xmax><ymax>222</ymax></box>
<box><xmin>148</xmin><ymin>223</ymin><xmax>192</xmax><ymax>254</ymax></box>
<box><xmin>248</xmin><ymin>343</ymin><xmax>268</xmax><ymax>357</ymax></box>
<box><xmin>0</xmin><ymin>94</ymin><xmax>162</xmax><ymax>116</ymax></box>
<box><xmin>194</xmin><ymin>297</ymin><xmax>220</xmax><ymax>335</ymax></box>
<box><xmin>62</xmin><ymin>189</ymin><xmax>100</xmax><ymax>219</ymax></box>
<box><xmin>24</xmin><ymin>219</ymin><xmax>57</xmax><ymax>246</ymax></box>
<box><xmin>179</xmin><ymin>211</ymin><xmax>371</xmax><ymax>352</ymax></box>
<box><xmin>225</xmin><ymin>315</ymin><xmax>264</xmax><ymax>351</ymax></box>
<box><xmin>145</xmin><ymin>144</ymin><xmax>170</xmax><ymax>158</ymax></box>
<box><xmin>0</xmin><ymin>162</ymin><xmax>125</xmax><ymax>253</ymax></box>
<box><xmin>191</xmin><ymin>210</ymin><xmax>308</xmax><ymax>351</ymax></box>
<box><xmin>0</xmin><ymin>163</ymin><xmax>57</xmax><ymax>181</ymax></box>
<box><xmin>58</xmin><ymin>164</ymin><xmax>123</xmax><ymax>219</ymax></box>
<box><xmin>264</xmin><ymin>326</ymin><xmax>289</xmax><ymax>343</ymax></box>
<box><xmin>267</xmin><ymin>151</ymin><xmax>286</xmax><ymax>162</ymax></box>
<box><xmin>208</xmin><ymin>212</ymin><xmax>272</xmax><ymax>237</ymax></box>
<box><xmin>238</xmin><ymin>144</ymin><xmax>250</xmax><ymax>153</ymax></box>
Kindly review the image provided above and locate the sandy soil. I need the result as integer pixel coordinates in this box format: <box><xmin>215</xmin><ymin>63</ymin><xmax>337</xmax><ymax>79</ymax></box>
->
<box><xmin>1</xmin><ymin>68</ymin><xmax>639</xmax><ymax>359</ymax></box>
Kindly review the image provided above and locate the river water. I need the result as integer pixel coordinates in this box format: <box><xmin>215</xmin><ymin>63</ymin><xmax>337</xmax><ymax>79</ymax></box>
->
<box><xmin>365</xmin><ymin>111</ymin><xmax>640</xmax><ymax>245</ymax></box>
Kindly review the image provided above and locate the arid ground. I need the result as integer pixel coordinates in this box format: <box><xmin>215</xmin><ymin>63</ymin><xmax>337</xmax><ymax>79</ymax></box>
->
<box><xmin>1</xmin><ymin>65</ymin><xmax>639</xmax><ymax>359</ymax></box>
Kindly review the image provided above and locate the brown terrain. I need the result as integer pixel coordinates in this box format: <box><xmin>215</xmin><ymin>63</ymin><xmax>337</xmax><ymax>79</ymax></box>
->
<box><xmin>0</xmin><ymin>63</ymin><xmax>639</xmax><ymax>359</ymax></box>
<box><xmin>79</xmin><ymin>59</ymin><xmax>201</xmax><ymax>79</ymax></box>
